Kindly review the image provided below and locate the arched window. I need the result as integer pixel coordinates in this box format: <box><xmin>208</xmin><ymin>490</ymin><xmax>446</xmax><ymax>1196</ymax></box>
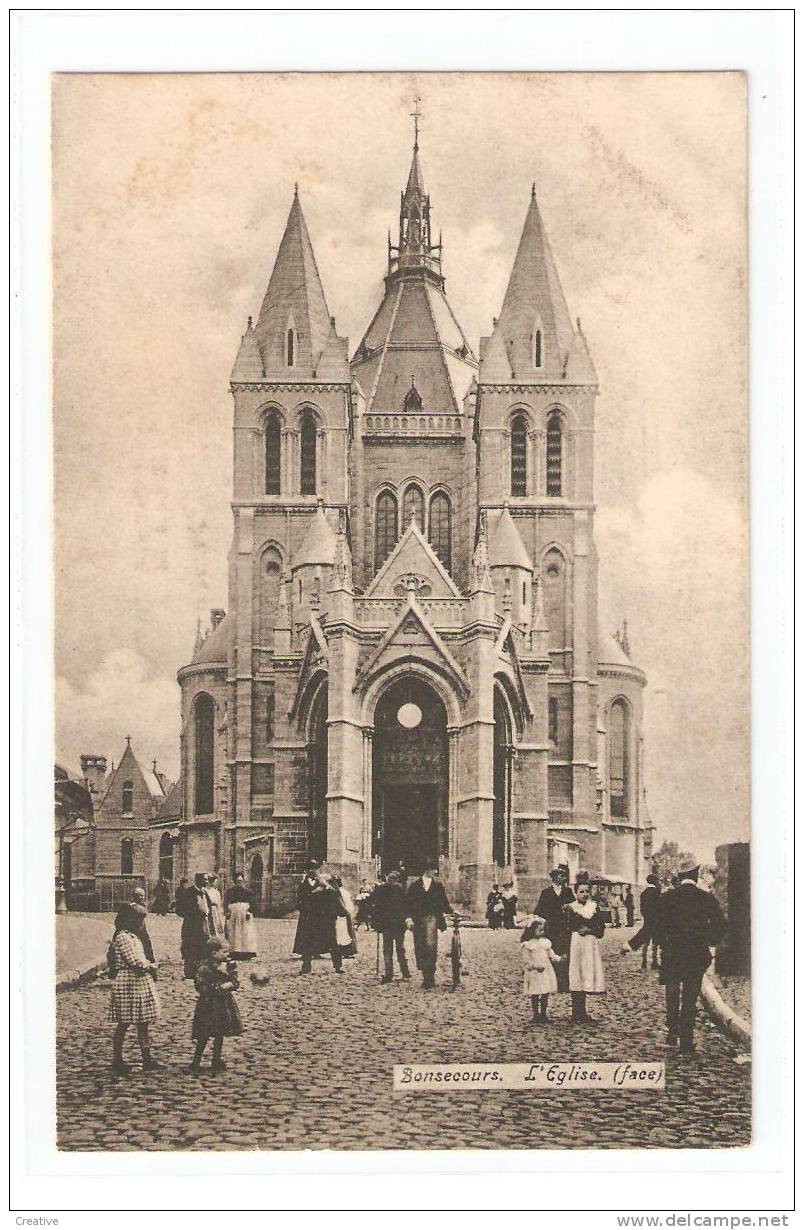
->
<box><xmin>548</xmin><ymin>697</ymin><xmax>559</xmax><ymax>744</ymax></box>
<box><xmin>546</xmin><ymin>411</ymin><xmax>562</xmax><ymax>496</ymax></box>
<box><xmin>375</xmin><ymin>490</ymin><xmax>398</xmax><ymax>570</ymax></box>
<box><xmin>403</xmin><ymin>381</ymin><xmax>423</xmax><ymax>411</ymax></box>
<box><xmin>120</xmin><ymin>837</ymin><xmax>134</xmax><ymax>875</ymax></box>
<box><xmin>493</xmin><ymin>690</ymin><xmax>512</xmax><ymax>867</ymax></box>
<box><xmin>286</xmin><ymin>328</ymin><xmax>295</xmax><ymax>367</ymax></box>
<box><xmin>121</xmin><ymin>780</ymin><xmax>133</xmax><ymax>814</ymax></box>
<box><xmin>159</xmin><ymin>832</ymin><xmax>173</xmax><ymax>884</ymax></box>
<box><xmin>542</xmin><ymin>549</ymin><xmax>566</xmax><ymax>652</ymax></box>
<box><xmin>534</xmin><ymin>329</ymin><xmax>542</xmax><ymax>368</ymax></box>
<box><xmin>510</xmin><ymin>414</ymin><xmax>527</xmax><ymax>496</ymax></box>
<box><xmin>609</xmin><ymin>700</ymin><xmax>629</xmax><ymax>818</ymax></box>
<box><xmin>402</xmin><ymin>484</ymin><xmax>424</xmax><ymax>532</ymax></box>
<box><xmin>265</xmin><ymin>412</ymin><xmax>281</xmax><ymax>495</ymax></box>
<box><xmin>428</xmin><ymin>491</ymin><xmax>452</xmax><ymax>571</ymax></box>
<box><xmin>194</xmin><ymin>693</ymin><xmax>215</xmax><ymax>816</ymax></box>
<box><xmin>300</xmin><ymin>411</ymin><xmax>317</xmax><ymax>495</ymax></box>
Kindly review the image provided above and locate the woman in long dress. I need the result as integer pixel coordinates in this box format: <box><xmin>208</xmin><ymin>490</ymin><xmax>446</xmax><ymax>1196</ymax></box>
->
<box><xmin>107</xmin><ymin>903</ymin><xmax>161</xmax><ymax>1074</ymax></box>
<box><xmin>328</xmin><ymin>874</ymin><xmax>357</xmax><ymax>959</ymax></box>
<box><xmin>205</xmin><ymin>873</ymin><xmax>226</xmax><ymax>938</ymax></box>
<box><xmin>567</xmin><ymin>879</ymin><xmax>606</xmax><ymax>1024</ymax></box>
<box><xmin>224</xmin><ymin>873</ymin><xmax>258</xmax><ymax>959</ymax></box>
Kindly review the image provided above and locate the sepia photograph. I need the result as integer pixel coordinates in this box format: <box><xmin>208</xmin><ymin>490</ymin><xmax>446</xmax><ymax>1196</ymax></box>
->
<box><xmin>49</xmin><ymin>68</ymin><xmax>753</xmax><ymax>1155</ymax></box>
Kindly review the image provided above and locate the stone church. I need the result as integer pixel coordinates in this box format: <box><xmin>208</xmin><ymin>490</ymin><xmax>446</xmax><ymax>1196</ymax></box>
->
<box><xmin>172</xmin><ymin>131</ymin><xmax>650</xmax><ymax>913</ymax></box>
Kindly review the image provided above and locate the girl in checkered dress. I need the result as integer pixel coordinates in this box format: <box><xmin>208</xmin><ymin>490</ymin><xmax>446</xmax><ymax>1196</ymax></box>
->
<box><xmin>107</xmin><ymin>903</ymin><xmax>161</xmax><ymax>1074</ymax></box>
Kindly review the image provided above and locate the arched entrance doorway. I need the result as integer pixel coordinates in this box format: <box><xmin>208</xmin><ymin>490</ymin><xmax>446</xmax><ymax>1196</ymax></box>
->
<box><xmin>372</xmin><ymin>676</ymin><xmax>448</xmax><ymax>876</ymax></box>
<box><xmin>308</xmin><ymin>683</ymin><xmax>328</xmax><ymax>864</ymax></box>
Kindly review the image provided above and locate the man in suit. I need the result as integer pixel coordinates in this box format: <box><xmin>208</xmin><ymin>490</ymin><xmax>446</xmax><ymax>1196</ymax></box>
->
<box><xmin>655</xmin><ymin>865</ymin><xmax>726</xmax><ymax>1055</ymax></box>
<box><xmin>372</xmin><ymin>871</ymin><xmax>411</xmax><ymax>983</ymax></box>
<box><xmin>535</xmin><ymin>868</ymin><xmax>575</xmax><ymax>991</ymax></box>
<box><xmin>406</xmin><ymin>864</ymin><xmax>452</xmax><ymax>989</ymax></box>
<box><xmin>627</xmin><ymin>873</ymin><xmax>663</xmax><ymax>969</ymax></box>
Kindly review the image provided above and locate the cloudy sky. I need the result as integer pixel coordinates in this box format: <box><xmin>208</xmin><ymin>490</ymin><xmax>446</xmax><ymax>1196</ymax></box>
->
<box><xmin>52</xmin><ymin>72</ymin><xmax>747</xmax><ymax>861</ymax></box>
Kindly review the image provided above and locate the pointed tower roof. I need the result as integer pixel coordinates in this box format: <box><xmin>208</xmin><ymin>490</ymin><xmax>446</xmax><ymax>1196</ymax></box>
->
<box><xmin>230</xmin><ymin>316</ymin><xmax>264</xmax><ymax>381</ymax></box>
<box><xmin>487</xmin><ymin>504</ymin><xmax>533</xmax><ymax>571</ymax></box>
<box><xmin>479</xmin><ymin>188</ymin><xmax>595</xmax><ymax>387</ymax></box>
<box><xmin>253</xmin><ymin>190</ymin><xmax>346</xmax><ymax>380</ymax></box>
<box><xmin>352</xmin><ymin>127</ymin><xmax>478</xmax><ymax>411</ymax></box>
<box><xmin>292</xmin><ymin>500</ymin><xmax>338</xmax><ymax>569</ymax></box>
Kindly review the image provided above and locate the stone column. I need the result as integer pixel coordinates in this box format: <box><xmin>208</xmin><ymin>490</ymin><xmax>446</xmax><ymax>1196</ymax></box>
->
<box><xmin>361</xmin><ymin>727</ymin><xmax>373</xmax><ymax>858</ymax></box>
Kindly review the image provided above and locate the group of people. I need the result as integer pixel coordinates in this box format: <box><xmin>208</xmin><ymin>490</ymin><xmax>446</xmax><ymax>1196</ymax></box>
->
<box><xmin>105</xmin><ymin>856</ymin><xmax>726</xmax><ymax>1073</ymax></box>
<box><xmin>295</xmin><ymin>860</ymin><xmax>452</xmax><ymax>989</ymax></box>
<box><xmin>106</xmin><ymin>872</ymin><xmax>258</xmax><ymax>1075</ymax></box>
<box><xmin>485</xmin><ymin>883</ymin><xmax>518</xmax><ymax>929</ymax></box>
<box><xmin>519</xmin><ymin>864</ymin><xmax>726</xmax><ymax>1055</ymax></box>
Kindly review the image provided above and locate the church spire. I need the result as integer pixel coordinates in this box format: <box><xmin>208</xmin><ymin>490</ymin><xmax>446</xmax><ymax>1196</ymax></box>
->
<box><xmin>252</xmin><ymin>189</ymin><xmax>347</xmax><ymax>380</ymax></box>
<box><xmin>387</xmin><ymin>99</ymin><xmax>442</xmax><ymax>283</ymax></box>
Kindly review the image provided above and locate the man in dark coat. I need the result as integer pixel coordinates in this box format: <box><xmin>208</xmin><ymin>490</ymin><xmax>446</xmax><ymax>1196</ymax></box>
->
<box><xmin>624</xmin><ymin>884</ymin><xmax>635</xmax><ymax>928</ymax></box>
<box><xmin>177</xmin><ymin>873</ymin><xmax>213</xmax><ymax>979</ymax></box>
<box><xmin>406</xmin><ymin>865</ymin><xmax>452</xmax><ymax>989</ymax></box>
<box><xmin>627</xmin><ymin>874</ymin><xmax>662</xmax><ymax>968</ymax></box>
<box><xmin>293</xmin><ymin>867</ymin><xmax>344</xmax><ymax>974</ymax></box>
<box><xmin>655</xmin><ymin>865</ymin><xmax>726</xmax><ymax>1054</ymax></box>
<box><xmin>535</xmin><ymin>868</ymin><xmax>575</xmax><ymax>991</ymax></box>
<box><xmin>372</xmin><ymin>871</ymin><xmax>411</xmax><ymax>983</ymax></box>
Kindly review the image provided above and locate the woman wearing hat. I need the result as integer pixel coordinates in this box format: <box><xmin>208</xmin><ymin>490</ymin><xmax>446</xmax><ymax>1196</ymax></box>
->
<box><xmin>107</xmin><ymin>903</ymin><xmax>161</xmax><ymax>1074</ymax></box>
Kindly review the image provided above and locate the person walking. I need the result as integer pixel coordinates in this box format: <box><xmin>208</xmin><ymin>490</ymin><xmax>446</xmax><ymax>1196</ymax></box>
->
<box><xmin>501</xmin><ymin>881</ymin><xmax>518</xmax><ymax>929</ymax></box>
<box><xmin>406</xmin><ymin>864</ymin><xmax>452</xmax><ymax>990</ymax></box>
<box><xmin>535</xmin><ymin>868</ymin><xmax>575</xmax><ymax>992</ymax></box>
<box><xmin>224</xmin><ymin>873</ymin><xmax>258</xmax><ymax>960</ymax></box>
<box><xmin>485</xmin><ymin>884</ymin><xmax>504</xmax><ymax>929</ymax></box>
<box><xmin>567</xmin><ymin>879</ymin><xmax>606</xmax><ymax>1024</ymax></box>
<box><xmin>107</xmin><ymin>903</ymin><xmax>161</xmax><ymax>1074</ymax></box>
<box><xmin>655</xmin><ymin>865</ymin><xmax>726</xmax><ymax>1055</ymax></box>
<box><xmin>176</xmin><ymin>873</ymin><xmax>213</xmax><ymax>979</ymax></box>
<box><xmin>188</xmin><ymin>938</ymin><xmax>244</xmax><ymax>1073</ymax></box>
<box><xmin>626</xmin><ymin>874</ymin><xmax>663</xmax><ymax>969</ymax></box>
<box><xmin>293</xmin><ymin>868</ymin><xmax>344</xmax><ymax>974</ymax></box>
<box><xmin>372</xmin><ymin>871</ymin><xmax>411</xmax><ymax>983</ymax></box>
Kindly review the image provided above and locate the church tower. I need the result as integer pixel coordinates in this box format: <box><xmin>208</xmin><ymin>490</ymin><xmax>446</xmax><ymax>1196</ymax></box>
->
<box><xmin>476</xmin><ymin>185</ymin><xmax>602</xmax><ymax>877</ymax></box>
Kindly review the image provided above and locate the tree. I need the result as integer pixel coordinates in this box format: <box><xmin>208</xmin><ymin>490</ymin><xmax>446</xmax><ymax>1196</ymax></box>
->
<box><xmin>651</xmin><ymin>839</ymin><xmax>697</xmax><ymax>886</ymax></box>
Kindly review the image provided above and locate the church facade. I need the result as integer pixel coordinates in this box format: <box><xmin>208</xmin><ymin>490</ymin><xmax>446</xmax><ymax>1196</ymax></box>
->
<box><xmin>173</xmin><ymin>134</ymin><xmax>650</xmax><ymax>913</ymax></box>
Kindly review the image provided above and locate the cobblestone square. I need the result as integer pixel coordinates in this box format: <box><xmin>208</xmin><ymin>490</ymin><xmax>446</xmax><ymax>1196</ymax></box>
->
<box><xmin>56</xmin><ymin>920</ymin><xmax>750</xmax><ymax>1151</ymax></box>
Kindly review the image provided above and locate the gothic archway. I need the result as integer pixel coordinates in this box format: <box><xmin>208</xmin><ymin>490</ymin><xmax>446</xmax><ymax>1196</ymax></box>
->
<box><xmin>371</xmin><ymin>676</ymin><xmax>448</xmax><ymax>876</ymax></box>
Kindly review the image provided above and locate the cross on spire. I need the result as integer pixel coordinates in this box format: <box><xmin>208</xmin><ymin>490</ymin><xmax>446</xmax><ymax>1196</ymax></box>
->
<box><xmin>411</xmin><ymin>94</ymin><xmax>423</xmax><ymax>149</ymax></box>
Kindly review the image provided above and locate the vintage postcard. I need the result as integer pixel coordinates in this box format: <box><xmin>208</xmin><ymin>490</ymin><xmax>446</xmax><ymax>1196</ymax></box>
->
<box><xmin>52</xmin><ymin>71</ymin><xmax>750</xmax><ymax>1152</ymax></box>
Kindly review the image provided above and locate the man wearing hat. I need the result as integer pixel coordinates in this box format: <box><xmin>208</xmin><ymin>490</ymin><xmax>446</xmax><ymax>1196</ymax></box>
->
<box><xmin>534</xmin><ymin>868</ymin><xmax>575</xmax><ymax>992</ymax></box>
<box><xmin>655</xmin><ymin>865</ymin><xmax>726</xmax><ymax>1055</ymax></box>
<box><xmin>626</xmin><ymin>874</ymin><xmax>663</xmax><ymax>970</ymax></box>
<box><xmin>405</xmin><ymin>864</ymin><xmax>452</xmax><ymax>989</ymax></box>
<box><xmin>372</xmin><ymin>871</ymin><xmax>410</xmax><ymax>983</ymax></box>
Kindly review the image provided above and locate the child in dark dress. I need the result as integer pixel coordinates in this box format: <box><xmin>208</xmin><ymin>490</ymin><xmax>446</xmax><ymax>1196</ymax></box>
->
<box><xmin>188</xmin><ymin>938</ymin><xmax>243</xmax><ymax>1073</ymax></box>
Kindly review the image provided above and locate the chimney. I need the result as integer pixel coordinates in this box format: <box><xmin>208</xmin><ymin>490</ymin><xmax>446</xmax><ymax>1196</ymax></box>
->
<box><xmin>210</xmin><ymin>608</ymin><xmax>225</xmax><ymax>629</ymax></box>
<box><xmin>80</xmin><ymin>754</ymin><xmax>108</xmax><ymax>798</ymax></box>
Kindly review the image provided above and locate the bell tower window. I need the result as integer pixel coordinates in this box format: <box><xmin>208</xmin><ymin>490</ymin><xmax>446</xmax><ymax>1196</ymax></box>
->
<box><xmin>265</xmin><ymin>412</ymin><xmax>281</xmax><ymax>495</ymax></box>
<box><xmin>534</xmin><ymin>329</ymin><xmax>542</xmax><ymax>368</ymax></box>
<box><xmin>511</xmin><ymin>414</ymin><xmax>527</xmax><ymax>497</ymax></box>
<box><xmin>546</xmin><ymin>412</ymin><xmax>562</xmax><ymax>496</ymax></box>
<box><xmin>286</xmin><ymin>328</ymin><xmax>295</xmax><ymax>367</ymax></box>
<box><xmin>402</xmin><ymin>484</ymin><xmax>424</xmax><ymax>532</ymax></box>
<box><xmin>300</xmin><ymin>411</ymin><xmax>317</xmax><ymax>495</ymax></box>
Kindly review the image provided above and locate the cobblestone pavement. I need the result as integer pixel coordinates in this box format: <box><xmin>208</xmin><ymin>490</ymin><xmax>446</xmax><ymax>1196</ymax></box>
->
<box><xmin>57</xmin><ymin>920</ymin><xmax>750</xmax><ymax>1151</ymax></box>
